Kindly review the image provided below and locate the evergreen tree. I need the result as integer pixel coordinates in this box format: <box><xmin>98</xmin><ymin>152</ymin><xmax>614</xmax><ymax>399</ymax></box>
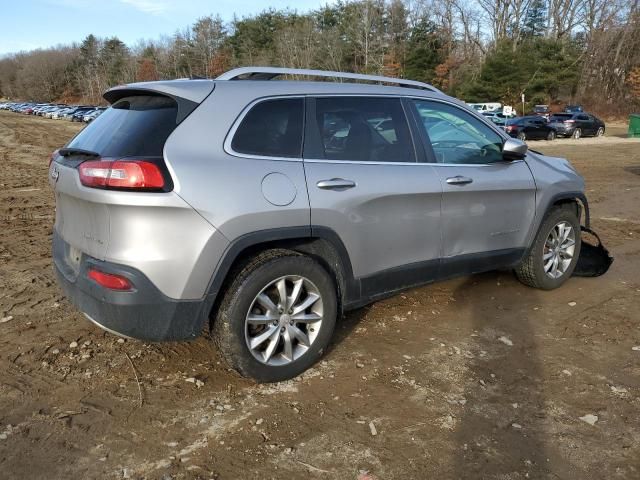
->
<box><xmin>403</xmin><ymin>18</ymin><xmax>444</xmax><ymax>84</ymax></box>
<box><xmin>522</xmin><ymin>0</ymin><xmax>547</xmax><ymax>38</ymax></box>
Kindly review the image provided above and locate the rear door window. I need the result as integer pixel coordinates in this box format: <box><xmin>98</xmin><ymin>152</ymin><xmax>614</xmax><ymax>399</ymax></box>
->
<box><xmin>312</xmin><ymin>97</ymin><xmax>414</xmax><ymax>162</ymax></box>
<box><xmin>231</xmin><ymin>98</ymin><xmax>304</xmax><ymax>158</ymax></box>
<box><xmin>65</xmin><ymin>95</ymin><xmax>179</xmax><ymax>158</ymax></box>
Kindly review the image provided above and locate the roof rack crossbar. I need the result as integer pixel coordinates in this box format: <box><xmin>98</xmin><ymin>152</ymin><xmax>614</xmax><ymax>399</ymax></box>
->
<box><xmin>216</xmin><ymin>67</ymin><xmax>442</xmax><ymax>93</ymax></box>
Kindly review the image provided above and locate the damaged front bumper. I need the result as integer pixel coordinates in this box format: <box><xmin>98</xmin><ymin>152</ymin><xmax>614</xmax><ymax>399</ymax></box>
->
<box><xmin>574</xmin><ymin>227</ymin><xmax>614</xmax><ymax>277</ymax></box>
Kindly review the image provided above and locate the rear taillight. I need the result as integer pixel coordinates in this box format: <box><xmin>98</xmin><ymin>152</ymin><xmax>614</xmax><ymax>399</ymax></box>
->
<box><xmin>506</xmin><ymin>125</ymin><xmax>516</xmax><ymax>132</ymax></box>
<box><xmin>564</xmin><ymin>119</ymin><xmax>575</xmax><ymax>124</ymax></box>
<box><xmin>88</xmin><ymin>268</ymin><xmax>132</xmax><ymax>291</ymax></box>
<box><xmin>79</xmin><ymin>160</ymin><xmax>165</xmax><ymax>190</ymax></box>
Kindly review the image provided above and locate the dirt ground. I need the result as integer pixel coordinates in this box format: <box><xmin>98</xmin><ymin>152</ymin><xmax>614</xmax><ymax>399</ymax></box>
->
<box><xmin>0</xmin><ymin>111</ymin><xmax>639</xmax><ymax>480</ymax></box>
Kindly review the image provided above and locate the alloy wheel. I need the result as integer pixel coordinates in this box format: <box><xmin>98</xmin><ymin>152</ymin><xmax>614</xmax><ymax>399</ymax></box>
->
<box><xmin>245</xmin><ymin>275</ymin><xmax>324</xmax><ymax>366</ymax></box>
<box><xmin>543</xmin><ymin>221</ymin><xmax>576</xmax><ymax>279</ymax></box>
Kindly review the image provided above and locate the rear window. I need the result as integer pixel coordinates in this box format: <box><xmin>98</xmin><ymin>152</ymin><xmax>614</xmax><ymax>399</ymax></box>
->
<box><xmin>231</xmin><ymin>98</ymin><xmax>304</xmax><ymax>158</ymax></box>
<box><xmin>65</xmin><ymin>95</ymin><xmax>178</xmax><ymax>158</ymax></box>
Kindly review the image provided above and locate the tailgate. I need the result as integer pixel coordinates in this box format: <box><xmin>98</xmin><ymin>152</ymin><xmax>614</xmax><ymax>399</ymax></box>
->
<box><xmin>50</xmin><ymin>162</ymin><xmax>109</xmax><ymax>262</ymax></box>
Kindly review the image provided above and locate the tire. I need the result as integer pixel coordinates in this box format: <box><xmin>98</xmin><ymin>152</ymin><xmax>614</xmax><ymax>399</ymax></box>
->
<box><xmin>572</xmin><ymin>128</ymin><xmax>582</xmax><ymax>139</ymax></box>
<box><xmin>596</xmin><ymin>127</ymin><xmax>604</xmax><ymax>137</ymax></box>
<box><xmin>547</xmin><ymin>130</ymin><xmax>556</xmax><ymax>141</ymax></box>
<box><xmin>212</xmin><ymin>249</ymin><xmax>338</xmax><ymax>382</ymax></box>
<box><xmin>517</xmin><ymin>132</ymin><xmax>526</xmax><ymax>141</ymax></box>
<box><xmin>515</xmin><ymin>205</ymin><xmax>581</xmax><ymax>290</ymax></box>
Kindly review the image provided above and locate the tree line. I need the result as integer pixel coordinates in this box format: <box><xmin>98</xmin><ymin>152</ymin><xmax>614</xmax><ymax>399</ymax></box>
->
<box><xmin>0</xmin><ymin>0</ymin><xmax>639</xmax><ymax>115</ymax></box>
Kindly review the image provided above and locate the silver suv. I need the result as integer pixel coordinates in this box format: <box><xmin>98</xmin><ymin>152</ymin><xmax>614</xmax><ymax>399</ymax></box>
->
<box><xmin>50</xmin><ymin>67</ymin><xmax>588</xmax><ymax>381</ymax></box>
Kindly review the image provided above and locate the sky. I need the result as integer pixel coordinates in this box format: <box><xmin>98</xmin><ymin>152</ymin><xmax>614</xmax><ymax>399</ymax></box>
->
<box><xmin>0</xmin><ymin>0</ymin><xmax>331</xmax><ymax>55</ymax></box>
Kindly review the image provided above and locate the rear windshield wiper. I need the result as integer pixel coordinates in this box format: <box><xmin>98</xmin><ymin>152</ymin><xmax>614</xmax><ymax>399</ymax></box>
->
<box><xmin>59</xmin><ymin>147</ymin><xmax>100</xmax><ymax>157</ymax></box>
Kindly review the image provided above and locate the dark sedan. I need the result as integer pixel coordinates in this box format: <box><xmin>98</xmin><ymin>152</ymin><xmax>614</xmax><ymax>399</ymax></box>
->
<box><xmin>548</xmin><ymin>113</ymin><xmax>605</xmax><ymax>139</ymax></box>
<box><xmin>505</xmin><ymin>116</ymin><xmax>557</xmax><ymax>141</ymax></box>
<box><xmin>70</xmin><ymin>108</ymin><xmax>95</xmax><ymax>122</ymax></box>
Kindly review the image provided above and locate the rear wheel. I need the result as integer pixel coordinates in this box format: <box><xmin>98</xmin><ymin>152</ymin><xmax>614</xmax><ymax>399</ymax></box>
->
<box><xmin>547</xmin><ymin>130</ymin><xmax>556</xmax><ymax>141</ymax></box>
<box><xmin>213</xmin><ymin>250</ymin><xmax>337</xmax><ymax>382</ymax></box>
<box><xmin>572</xmin><ymin>128</ymin><xmax>582</xmax><ymax>139</ymax></box>
<box><xmin>515</xmin><ymin>205</ymin><xmax>581</xmax><ymax>290</ymax></box>
<box><xmin>517</xmin><ymin>132</ymin><xmax>526</xmax><ymax>141</ymax></box>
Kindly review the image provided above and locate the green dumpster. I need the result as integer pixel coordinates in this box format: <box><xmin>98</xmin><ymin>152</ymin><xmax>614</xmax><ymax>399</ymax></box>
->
<box><xmin>629</xmin><ymin>114</ymin><xmax>640</xmax><ymax>138</ymax></box>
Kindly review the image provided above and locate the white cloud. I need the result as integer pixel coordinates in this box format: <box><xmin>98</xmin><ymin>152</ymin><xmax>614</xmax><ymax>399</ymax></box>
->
<box><xmin>119</xmin><ymin>0</ymin><xmax>169</xmax><ymax>15</ymax></box>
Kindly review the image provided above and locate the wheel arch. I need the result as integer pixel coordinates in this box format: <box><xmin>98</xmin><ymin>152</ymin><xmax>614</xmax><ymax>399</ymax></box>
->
<box><xmin>549</xmin><ymin>192</ymin><xmax>590</xmax><ymax>228</ymax></box>
<box><xmin>204</xmin><ymin>226</ymin><xmax>359</xmax><ymax>327</ymax></box>
<box><xmin>523</xmin><ymin>192</ymin><xmax>589</xmax><ymax>257</ymax></box>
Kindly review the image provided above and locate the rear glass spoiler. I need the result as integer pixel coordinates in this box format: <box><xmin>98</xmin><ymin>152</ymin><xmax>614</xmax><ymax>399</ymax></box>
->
<box><xmin>104</xmin><ymin>81</ymin><xmax>215</xmax><ymax>123</ymax></box>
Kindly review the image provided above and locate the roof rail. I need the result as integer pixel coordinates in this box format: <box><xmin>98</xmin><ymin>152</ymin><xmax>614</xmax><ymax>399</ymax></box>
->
<box><xmin>216</xmin><ymin>67</ymin><xmax>442</xmax><ymax>93</ymax></box>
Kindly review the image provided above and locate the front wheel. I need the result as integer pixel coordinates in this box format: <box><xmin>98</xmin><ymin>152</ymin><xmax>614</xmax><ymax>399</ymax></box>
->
<box><xmin>213</xmin><ymin>250</ymin><xmax>337</xmax><ymax>382</ymax></box>
<box><xmin>596</xmin><ymin>127</ymin><xmax>604</xmax><ymax>137</ymax></box>
<box><xmin>515</xmin><ymin>205</ymin><xmax>581</xmax><ymax>290</ymax></box>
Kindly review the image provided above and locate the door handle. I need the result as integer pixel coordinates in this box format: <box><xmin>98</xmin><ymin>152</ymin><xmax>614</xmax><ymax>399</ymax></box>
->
<box><xmin>316</xmin><ymin>178</ymin><xmax>356</xmax><ymax>190</ymax></box>
<box><xmin>446</xmin><ymin>175</ymin><xmax>473</xmax><ymax>185</ymax></box>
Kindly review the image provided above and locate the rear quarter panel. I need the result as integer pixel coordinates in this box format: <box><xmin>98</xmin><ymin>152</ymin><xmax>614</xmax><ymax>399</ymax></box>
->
<box><xmin>163</xmin><ymin>83</ymin><xmax>311</xmax><ymax>243</ymax></box>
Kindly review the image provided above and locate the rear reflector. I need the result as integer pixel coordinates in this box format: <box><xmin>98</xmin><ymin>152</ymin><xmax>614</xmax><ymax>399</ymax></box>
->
<box><xmin>88</xmin><ymin>268</ymin><xmax>133</xmax><ymax>291</ymax></box>
<box><xmin>79</xmin><ymin>160</ymin><xmax>165</xmax><ymax>190</ymax></box>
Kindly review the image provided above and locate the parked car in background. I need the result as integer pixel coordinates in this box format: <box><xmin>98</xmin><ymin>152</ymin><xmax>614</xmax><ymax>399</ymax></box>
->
<box><xmin>548</xmin><ymin>113</ymin><xmax>605</xmax><ymax>139</ymax></box>
<box><xmin>41</xmin><ymin>106</ymin><xmax>58</xmax><ymax>117</ymax></box>
<box><xmin>481</xmin><ymin>111</ymin><xmax>507</xmax><ymax>127</ymax></box>
<box><xmin>563</xmin><ymin>105</ymin><xmax>584</xmax><ymax>113</ymax></box>
<box><xmin>532</xmin><ymin>105</ymin><xmax>551</xmax><ymax>120</ymax></box>
<box><xmin>59</xmin><ymin>106</ymin><xmax>83</xmax><ymax>120</ymax></box>
<box><xmin>52</xmin><ymin>107</ymin><xmax>74</xmax><ymax>119</ymax></box>
<box><xmin>505</xmin><ymin>116</ymin><xmax>557</xmax><ymax>140</ymax></box>
<box><xmin>45</xmin><ymin>106</ymin><xmax>65</xmax><ymax>118</ymax></box>
<box><xmin>71</xmin><ymin>108</ymin><xmax>95</xmax><ymax>122</ymax></box>
<box><xmin>83</xmin><ymin>107</ymin><xmax>106</xmax><ymax>122</ymax></box>
<box><xmin>32</xmin><ymin>105</ymin><xmax>50</xmax><ymax>115</ymax></box>
<box><xmin>468</xmin><ymin>102</ymin><xmax>502</xmax><ymax>113</ymax></box>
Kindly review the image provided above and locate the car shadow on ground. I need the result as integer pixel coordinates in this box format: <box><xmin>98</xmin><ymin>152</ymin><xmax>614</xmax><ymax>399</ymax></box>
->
<box><xmin>450</xmin><ymin>272</ymin><xmax>590</xmax><ymax>478</ymax></box>
<box><xmin>326</xmin><ymin>304</ymin><xmax>371</xmax><ymax>357</ymax></box>
<box><xmin>450</xmin><ymin>273</ymin><xmax>551</xmax><ymax>477</ymax></box>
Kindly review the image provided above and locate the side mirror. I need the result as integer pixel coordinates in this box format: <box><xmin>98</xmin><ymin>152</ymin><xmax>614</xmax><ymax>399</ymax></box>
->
<box><xmin>502</xmin><ymin>138</ymin><xmax>528</xmax><ymax>161</ymax></box>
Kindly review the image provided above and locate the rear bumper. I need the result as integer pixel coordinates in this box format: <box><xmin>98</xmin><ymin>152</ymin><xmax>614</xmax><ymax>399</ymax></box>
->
<box><xmin>53</xmin><ymin>231</ymin><xmax>210</xmax><ymax>341</ymax></box>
